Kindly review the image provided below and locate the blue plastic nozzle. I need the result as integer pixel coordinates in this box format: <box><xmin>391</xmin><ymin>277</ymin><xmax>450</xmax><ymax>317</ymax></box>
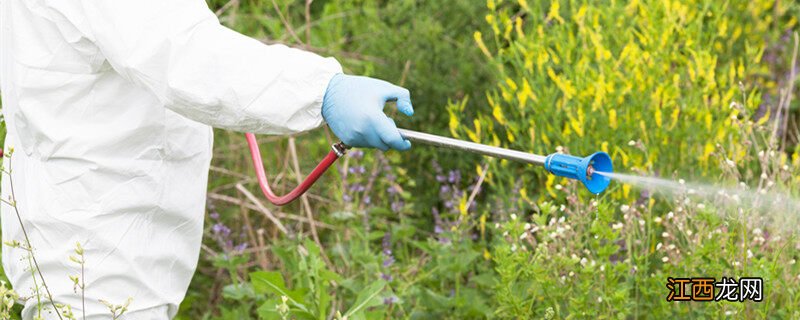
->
<box><xmin>544</xmin><ymin>152</ymin><xmax>613</xmax><ymax>194</ymax></box>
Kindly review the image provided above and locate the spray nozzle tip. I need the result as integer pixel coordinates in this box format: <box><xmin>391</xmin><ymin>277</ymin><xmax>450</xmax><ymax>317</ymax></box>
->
<box><xmin>545</xmin><ymin>152</ymin><xmax>613</xmax><ymax>194</ymax></box>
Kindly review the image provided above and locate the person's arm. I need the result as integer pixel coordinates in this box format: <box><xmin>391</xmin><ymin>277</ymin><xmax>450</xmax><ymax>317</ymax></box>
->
<box><xmin>49</xmin><ymin>0</ymin><xmax>341</xmax><ymax>134</ymax></box>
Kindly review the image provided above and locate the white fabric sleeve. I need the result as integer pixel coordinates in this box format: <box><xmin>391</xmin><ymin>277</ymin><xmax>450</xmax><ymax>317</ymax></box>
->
<box><xmin>49</xmin><ymin>0</ymin><xmax>342</xmax><ymax>134</ymax></box>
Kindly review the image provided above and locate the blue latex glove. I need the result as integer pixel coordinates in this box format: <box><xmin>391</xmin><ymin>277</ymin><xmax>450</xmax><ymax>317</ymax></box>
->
<box><xmin>322</xmin><ymin>74</ymin><xmax>414</xmax><ymax>151</ymax></box>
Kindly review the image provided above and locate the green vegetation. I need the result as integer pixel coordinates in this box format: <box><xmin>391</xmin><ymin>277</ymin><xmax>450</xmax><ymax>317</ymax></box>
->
<box><xmin>2</xmin><ymin>0</ymin><xmax>800</xmax><ymax>319</ymax></box>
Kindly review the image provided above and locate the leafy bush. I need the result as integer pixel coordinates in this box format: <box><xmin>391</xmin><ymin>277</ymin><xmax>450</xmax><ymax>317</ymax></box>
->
<box><xmin>449</xmin><ymin>0</ymin><xmax>798</xmax><ymax>202</ymax></box>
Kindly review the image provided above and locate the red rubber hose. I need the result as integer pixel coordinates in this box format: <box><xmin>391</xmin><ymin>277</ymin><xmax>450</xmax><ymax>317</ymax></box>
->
<box><xmin>245</xmin><ymin>133</ymin><xmax>345</xmax><ymax>206</ymax></box>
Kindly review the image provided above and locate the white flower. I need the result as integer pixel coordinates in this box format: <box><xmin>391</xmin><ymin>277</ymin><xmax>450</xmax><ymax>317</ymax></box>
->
<box><xmin>519</xmin><ymin>233</ymin><xmax>528</xmax><ymax>240</ymax></box>
<box><xmin>667</xmin><ymin>211</ymin><xmax>674</xmax><ymax>219</ymax></box>
<box><xmin>662</xmin><ymin>256</ymin><xmax>669</xmax><ymax>263</ymax></box>
<box><xmin>620</xmin><ymin>204</ymin><xmax>630</xmax><ymax>212</ymax></box>
<box><xmin>523</xmin><ymin>223</ymin><xmax>531</xmax><ymax>230</ymax></box>
<box><xmin>732</xmin><ymin>261</ymin><xmax>740</xmax><ymax>267</ymax></box>
<box><xmin>678</xmin><ymin>179</ymin><xmax>685</xmax><ymax>185</ymax></box>
<box><xmin>667</xmin><ymin>244</ymin><xmax>675</xmax><ymax>250</ymax></box>
<box><xmin>558</xmin><ymin>216</ymin><xmax>566</xmax><ymax>223</ymax></box>
<box><xmin>638</xmin><ymin>219</ymin><xmax>645</xmax><ymax>226</ymax></box>
<box><xmin>686</xmin><ymin>230</ymin><xmax>693</xmax><ymax>236</ymax></box>
<box><xmin>656</xmin><ymin>242</ymin><xmax>663</xmax><ymax>250</ymax></box>
<box><xmin>568</xmin><ymin>271</ymin><xmax>574</xmax><ymax>277</ymax></box>
<box><xmin>597</xmin><ymin>297</ymin><xmax>603</xmax><ymax>303</ymax></box>
<box><xmin>760</xmin><ymin>172</ymin><xmax>768</xmax><ymax>179</ymax></box>
<box><xmin>791</xmin><ymin>259</ymin><xmax>796</xmax><ymax>265</ymax></box>
<box><xmin>628</xmin><ymin>140</ymin><xmax>636</xmax><ymax>146</ymax></box>
<box><xmin>510</xmin><ymin>213</ymin><xmax>518</xmax><ymax>220</ymax></box>
<box><xmin>747</xmin><ymin>250</ymin><xmax>753</xmax><ymax>259</ymax></box>
<box><xmin>559</xmin><ymin>205</ymin><xmax>566</xmax><ymax>212</ymax></box>
<box><xmin>612</xmin><ymin>222</ymin><xmax>624</xmax><ymax>230</ymax></box>
<box><xmin>556</xmin><ymin>146</ymin><xmax>564</xmax><ymax>153</ymax></box>
<box><xmin>494</xmin><ymin>223</ymin><xmax>500</xmax><ymax>229</ymax></box>
<box><xmin>580</xmin><ymin>257</ymin><xmax>588</xmax><ymax>266</ymax></box>
<box><xmin>555</xmin><ymin>184</ymin><xmax>563</xmax><ymax>190</ymax></box>
<box><xmin>662</xmin><ymin>232</ymin><xmax>670</xmax><ymax>238</ymax></box>
<box><xmin>511</xmin><ymin>244</ymin><xmax>517</xmax><ymax>252</ymax></box>
<box><xmin>600</xmin><ymin>265</ymin><xmax>605</xmax><ymax>271</ymax></box>
<box><xmin>654</xmin><ymin>216</ymin><xmax>663</xmax><ymax>224</ymax></box>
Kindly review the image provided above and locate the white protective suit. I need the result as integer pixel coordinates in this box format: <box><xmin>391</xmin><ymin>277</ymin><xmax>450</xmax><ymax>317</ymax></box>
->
<box><xmin>0</xmin><ymin>0</ymin><xmax>341</xmax><ymax>318</ymax></box>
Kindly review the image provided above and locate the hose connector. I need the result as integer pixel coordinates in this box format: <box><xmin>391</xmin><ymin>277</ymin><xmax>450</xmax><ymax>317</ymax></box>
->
<box><xmin>544</xmin><ymin>152</ymin><xmax>613</xmax><ymax>194</ymax></box>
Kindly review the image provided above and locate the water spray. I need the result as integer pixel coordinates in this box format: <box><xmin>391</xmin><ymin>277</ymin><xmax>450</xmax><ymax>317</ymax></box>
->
<box><xmin>246</xmin><ymin>129</ymin><xmax>613</xmax><ymax>205</ymax></box>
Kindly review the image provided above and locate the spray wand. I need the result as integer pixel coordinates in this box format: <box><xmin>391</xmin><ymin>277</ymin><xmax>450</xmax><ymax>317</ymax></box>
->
<box><xmin>245</xmin><ymin>129</ymin><xmax>613</xmax><ymax>206</ymax></box>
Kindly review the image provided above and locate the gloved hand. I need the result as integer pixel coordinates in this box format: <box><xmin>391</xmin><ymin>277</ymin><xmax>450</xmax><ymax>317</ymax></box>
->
<box><xmin>322</xmin><ymin>74</ymin><xmax>414</xmax><ymax>151</ymax></box>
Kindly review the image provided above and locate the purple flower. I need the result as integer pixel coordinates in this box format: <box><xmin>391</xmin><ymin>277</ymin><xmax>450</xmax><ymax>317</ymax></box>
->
<box><xmin>383</xmin><ymin>256</ymin><xmax>395</xmax><ymax>267</ymax></box>
<box><xmin>381</xmin><ymin>232</ymin><xmax>395</xmax><ymax>281</ymax></box>
<box><xmin>350</xmin><ymin>150</ymin><xmax>364</xmax><ymax>159</ymax></box>
<box><xmin>447</xmin><ymin>170</ymin><xmax>461</xmax><ymax>184</ymax></box>
<box><xmin>234</xmin><ymin>242</ymin><xmax>248</xmax><ymax>252</ymax></box>
<box><xmin>349</xmin><ymin>183</ymin><xmax>365</xmax><ymax>192</ymax></box>
<box><xmin>348</xmin><ymin>165</ymin><xmax>366</xmax><ymax>175</ymax></box>
<box><xmin>209</xmin><ymin>212</ymin><xmax>220</xmax><ymax>220</ymax></box>
<box><xmin>391</xmin><ymin>201</ymin><xmax>404</xmax><ymax>213</ymax></box>
<box><xmin>212</xmin><ymin>223</ymin><xmax>231</xmax><ymax>237</ymax></box>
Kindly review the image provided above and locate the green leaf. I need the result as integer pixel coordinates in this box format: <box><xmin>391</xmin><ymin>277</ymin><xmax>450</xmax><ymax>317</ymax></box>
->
<box><xmin>250</xmin><ymin>271</ymin><xmax>308</xmax><ymax>313</ymax></box>
<box><xmin>222</xmin><ymin>283</ymin><xmax>256</xmax><ymax>301</ymax></box>
<box><xmin>256</xmin><ymin>300</ymin><xmax>281</xmax><ymax>320</ymax></box>
<box><xmin>343</xmin><ymin>280</ymin><xmax>387</xmax><ymax>318</ymax></box>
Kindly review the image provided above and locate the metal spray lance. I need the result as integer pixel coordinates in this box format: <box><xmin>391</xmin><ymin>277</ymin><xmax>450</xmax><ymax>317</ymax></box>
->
<box><xmin>245</xmin><ymin>129</ymin><xmax>613</xmax><ymax>205</ymax></box>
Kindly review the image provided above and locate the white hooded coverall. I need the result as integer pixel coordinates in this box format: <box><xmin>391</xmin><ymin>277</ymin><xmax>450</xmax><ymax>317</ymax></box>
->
<box><xmin>0</xmin><ymin>0</ymin><xmax>341</xmax><ymax>318</ymax></box>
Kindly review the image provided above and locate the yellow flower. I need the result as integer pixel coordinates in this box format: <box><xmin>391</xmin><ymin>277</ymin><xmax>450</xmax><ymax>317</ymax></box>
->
<box><xmin>608</xmin><ymin>109</ymin><xmax>618</xmax><ymax>129</ymax></box>
<box><xmin>545</xmin><ymin>1</ymin><xmax>564</xmax><ymax>24</ymax></box>
<box><xmin>474</xmin><ymin>31</ymin><xmax>493</xmax><ymax>59</ymax></box>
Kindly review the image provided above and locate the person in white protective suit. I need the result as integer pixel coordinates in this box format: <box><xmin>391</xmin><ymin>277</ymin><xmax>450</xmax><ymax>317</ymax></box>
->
<box><xmin>0</xmin><ymin>0</ymin><xmax>414</xmax><ymax>319</ymax></box>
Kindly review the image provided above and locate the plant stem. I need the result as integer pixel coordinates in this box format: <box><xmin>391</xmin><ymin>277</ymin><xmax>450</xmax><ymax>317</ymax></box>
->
<box><xmin>7</xmin><ymin>165</ymin><xmax>64</xmax><ymax>320</ymax></box>
<box><xmin>81</xmin><ymin>260</ymin><xmax>85</xmax><ymax>320</ymax></box>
